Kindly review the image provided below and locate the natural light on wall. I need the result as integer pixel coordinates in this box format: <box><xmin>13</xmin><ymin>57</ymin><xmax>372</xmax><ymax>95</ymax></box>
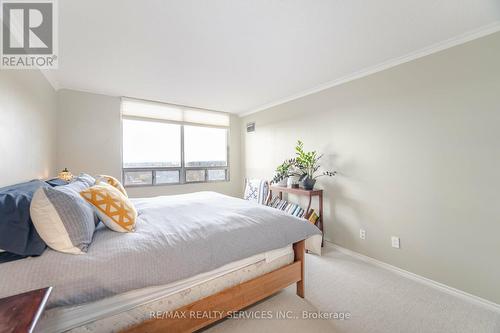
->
<box><xmin>121</xmin><ymin>98</ymin><xmax>230</xmax><ymax>186</ymax></box>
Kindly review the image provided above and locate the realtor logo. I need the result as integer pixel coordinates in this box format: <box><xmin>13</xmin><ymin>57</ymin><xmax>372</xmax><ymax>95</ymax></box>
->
<box><xmin>1</xmin><ymin>0</ymin><xmax>58</xmax><ymax>68</ymax></box>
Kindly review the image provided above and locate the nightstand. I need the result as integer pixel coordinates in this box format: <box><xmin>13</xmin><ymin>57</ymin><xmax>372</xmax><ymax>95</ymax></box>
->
<box><xmin>0</xmin><ymin>287</ymin><xmax>52</xmax><ymax>333</ymax></box>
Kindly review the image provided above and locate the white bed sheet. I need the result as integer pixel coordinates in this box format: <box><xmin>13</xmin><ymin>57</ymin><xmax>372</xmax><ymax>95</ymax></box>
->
<box><xmin>39</xmin><ymin>245</ymin><xmax>294</xmax><ymax>333</ymax></box>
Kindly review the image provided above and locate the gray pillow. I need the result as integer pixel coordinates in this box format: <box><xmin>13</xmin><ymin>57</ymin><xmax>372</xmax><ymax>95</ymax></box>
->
<box><xmin>56</xmin><ymin>179</ymin><xmax>99</xmax><ymax>225</ymax></box>
<box><xmin>76</xmin><ymin>173</ymin><xmax>96</xmax><ymax>187</ymax></box>
<box><xmin>30</xmin><ymin>182</ymin><xmax>96</xmax><ymax>254</ymax></box>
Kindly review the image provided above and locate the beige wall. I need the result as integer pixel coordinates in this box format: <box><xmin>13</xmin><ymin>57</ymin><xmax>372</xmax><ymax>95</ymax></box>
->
<box><xmin>241</xmin><ymin>32</ymin><xmax>500</xmax><ymax>304</ymax></box>
<box><xmin>56</xmin><ymin>89</ymin><xmax>242</xmax><ymax>198</ymax></box>
<box><xmin>56</xmin><ymin>90</ymin><xmax>122</xmax><ymax>178</ymax></box>
<box><xmin>0</xmin><ymin>70</ymin><xmax>57</xmax><ymax>187</ymax></box>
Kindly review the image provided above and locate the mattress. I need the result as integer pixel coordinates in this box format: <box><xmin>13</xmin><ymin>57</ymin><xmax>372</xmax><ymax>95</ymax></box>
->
<box><xmin>38</xmin><ymin>245</ymin><xmax>295</xmax><ymax>333</ymax></box>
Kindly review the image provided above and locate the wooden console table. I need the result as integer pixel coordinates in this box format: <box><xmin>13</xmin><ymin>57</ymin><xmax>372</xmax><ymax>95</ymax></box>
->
<box><xmin>0</xmin><ymin>287</ymin><xmax>52</xmax><ymax>333</ymax></box>
<box><xmin>269</xmin><ymin>185</ymin><xmax>324</xmax><ymax>246</ymax></box>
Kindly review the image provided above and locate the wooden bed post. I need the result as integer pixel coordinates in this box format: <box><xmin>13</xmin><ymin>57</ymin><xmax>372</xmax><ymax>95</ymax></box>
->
<box><xmin>122</xmin><ymin>240</ymin><xmax>307</xmax><ymax>333</ymax></box>
<box><xmin>293</xmin><ymin>239</ymin><xmax>305</xmax><ymax>298</ymax></box>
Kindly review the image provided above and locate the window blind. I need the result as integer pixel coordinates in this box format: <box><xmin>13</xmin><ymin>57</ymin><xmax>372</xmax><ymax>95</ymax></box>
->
<box><xmin>121</xmin><ymin>98</ymin><xmax>230</xmax><ymax>127</ymax></box>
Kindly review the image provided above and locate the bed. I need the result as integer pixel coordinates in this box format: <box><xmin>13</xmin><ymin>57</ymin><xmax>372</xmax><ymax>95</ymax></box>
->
<box><xmin>0</xmin><ymin>191</ymin><xmax>321</xmax><ymax>332</ymax></box>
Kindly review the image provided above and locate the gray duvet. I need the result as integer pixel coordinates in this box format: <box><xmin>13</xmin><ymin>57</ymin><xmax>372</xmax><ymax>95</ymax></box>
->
<box><xmin>0</xmin><ymin>192</ymin><xmax>320</xmax><ymax>309</ymax></box>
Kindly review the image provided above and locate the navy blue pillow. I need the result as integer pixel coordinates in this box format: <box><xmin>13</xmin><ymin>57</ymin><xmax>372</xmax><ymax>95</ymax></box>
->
<box><xmin>0</xmin><ymin>180</ymin><xmax>48</xmax><ymax>256</ymax></box>
<box><xmin>46</xmin><ymin>178</ymin><xmax>69</xmax><ymax>187</ymax></box>
<box><xmin>0</xmin><ymin>252</ymin><xmax>27</xmax><ymax>263</ymax></box>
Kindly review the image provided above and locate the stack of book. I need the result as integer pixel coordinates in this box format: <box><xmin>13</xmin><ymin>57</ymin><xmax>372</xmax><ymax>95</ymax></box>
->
<box><xmin>267</xmin><ymin>196</ymin><xmax>306</xmax><ymax>218</ymax></box>
<box><xmin>307</xmin><ymin>210</ymin><xmax>320</xmax><ymax>225</ymax></box>
<box><xmin>267</xmin><ymin>196</ymin><xmax>321</xmax><ymax>226</ymax></box>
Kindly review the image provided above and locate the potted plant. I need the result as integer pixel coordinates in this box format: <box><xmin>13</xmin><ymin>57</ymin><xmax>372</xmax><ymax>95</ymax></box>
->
<box><xmin>271</xmin><ymin>141</ymin><xmax>336</xmax><ymax>190</ymax></box>
<box><xmin>293</xmin><ymin>140</ymin><xmax>336</xmax><ymax>190</ymax></box>
<box><xmin>272</xmin><ymin>160</ymin><xmax>293</xmax><ymax>187</ymax></box>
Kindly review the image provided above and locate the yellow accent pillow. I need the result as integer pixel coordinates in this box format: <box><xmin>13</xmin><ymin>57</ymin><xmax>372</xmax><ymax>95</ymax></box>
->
<box><xmin>96</xmin><ymin>175</ymin><xmax>128</xmax><ymax>197</ymax></box>
<box><xmin>80</xmin><ymin>183</ymin><xmax>137</xmax><ymax>232</ymax></box>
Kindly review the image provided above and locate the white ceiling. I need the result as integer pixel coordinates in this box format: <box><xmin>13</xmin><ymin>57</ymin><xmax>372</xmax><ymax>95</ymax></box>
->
<box><xmin>47</xmin><ymin>0</ymin><xmax>500</xmax><ymax>114</ymax></box>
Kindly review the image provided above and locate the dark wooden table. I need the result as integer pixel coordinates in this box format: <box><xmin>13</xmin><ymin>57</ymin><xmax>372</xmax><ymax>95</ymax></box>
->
<box><xmin>270</xmin><ymin>185</ymin><xmax>324</xmax><ymax>246</ymax></box>
<box><xmin>0</xmin><ymin>287</ymin><xmax>52</xmax><ymax>333</ymax></box>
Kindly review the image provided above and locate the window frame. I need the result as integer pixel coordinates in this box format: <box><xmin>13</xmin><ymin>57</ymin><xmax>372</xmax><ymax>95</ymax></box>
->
<box><xmin>122</xmin><ymin>115</ymin><xmax>230</xmax><ymax>187</ymax></box>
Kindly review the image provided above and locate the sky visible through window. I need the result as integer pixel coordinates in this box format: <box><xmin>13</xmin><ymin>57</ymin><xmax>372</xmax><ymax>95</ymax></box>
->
<box><xmin>123</xmin><ymin>119</ymin><xmax>227</xmax><ymax>168</ymax></box>
<box><xmin>123</xmin><ymin>119</ymin><xmax>181</xmax><ymax>167</ymax></box>
<box><xmin>184</xmin><ymin>125</ymin><xmax>227</xmax><ymax>167</ymax></box>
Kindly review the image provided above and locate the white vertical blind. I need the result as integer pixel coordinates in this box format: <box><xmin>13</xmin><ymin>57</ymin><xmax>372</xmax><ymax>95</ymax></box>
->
<box><xmin>122</xmin><ymin>98</ymin><xmax>230</xmax><ymax>127</ymax></box>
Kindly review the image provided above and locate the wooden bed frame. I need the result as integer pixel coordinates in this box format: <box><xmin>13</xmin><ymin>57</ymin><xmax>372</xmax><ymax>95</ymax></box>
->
<box><xmin>123</xmin><ymin>239</ymin><xmax>306</xmax><ymax>333</ymax></box>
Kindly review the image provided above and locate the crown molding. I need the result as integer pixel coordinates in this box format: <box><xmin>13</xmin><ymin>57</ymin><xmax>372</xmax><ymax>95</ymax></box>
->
<box><xmin>40</xmin><ymin>69</ymin><xmax>60</xmax><ymax>91</ymax></box>
<box><xmin>239</xmin><ymin>21</ymin><xmax>500</xmax><ymax>118</ymax></box>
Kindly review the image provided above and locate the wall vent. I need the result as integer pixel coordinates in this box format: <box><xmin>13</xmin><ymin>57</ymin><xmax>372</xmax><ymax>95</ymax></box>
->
<box><xmin>246</xmin><ymin>122</ymin><xmax>255</xmax><ymax>133</ymax></box>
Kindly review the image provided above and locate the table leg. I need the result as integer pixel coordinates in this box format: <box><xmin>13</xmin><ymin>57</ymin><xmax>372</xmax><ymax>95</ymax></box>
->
<box><xmin>319</xmin><ymin>192</ymin><xmax>324</xmax><ymax>247</ymax></box>
<box><xmin>306</xmin><ymin>194</ymin><xmax>312</xmax><ymax>217</ymax></box>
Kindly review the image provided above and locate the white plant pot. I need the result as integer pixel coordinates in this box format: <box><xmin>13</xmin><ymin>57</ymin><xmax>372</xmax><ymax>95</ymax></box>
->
<box><xmin>287</xmin><ymin>176</ymin><xmax>298</xmax><ymax>188</ymax></box>
<box><xmin>277</xmin><ymin>178</ymin><xmax>288</xmax><ymax>187</ymax></box>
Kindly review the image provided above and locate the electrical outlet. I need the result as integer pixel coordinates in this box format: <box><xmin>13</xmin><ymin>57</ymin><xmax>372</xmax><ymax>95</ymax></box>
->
<box><xmin>391</xmin><ymin>236</ymin><xmax>400</xmax><ymax>249</ymax></box>
<box><xmin>359</xmin><ymin>229</ymin><xmax>366</xmax><ymax>240</ymax></box>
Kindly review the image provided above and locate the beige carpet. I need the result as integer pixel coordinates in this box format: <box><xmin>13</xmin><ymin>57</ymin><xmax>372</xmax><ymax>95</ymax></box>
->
<box><xmin>203</xmin><ymin>244</ymin><xmax>500</xmax><ymax>333</ymax></box>
<box><xmin>202</xmin><ymin>288</ymin><xmax>334</xmax><ymax>333</ymax></box>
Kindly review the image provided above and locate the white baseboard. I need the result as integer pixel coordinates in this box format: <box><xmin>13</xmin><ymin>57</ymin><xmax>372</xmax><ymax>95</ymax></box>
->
<box><xmin>324</xmin><ymin>241</ymin><xmax>500</xmax><ymax>314</ymax></box>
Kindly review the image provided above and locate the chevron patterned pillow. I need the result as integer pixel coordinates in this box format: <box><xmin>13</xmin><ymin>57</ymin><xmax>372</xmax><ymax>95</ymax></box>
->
<box><xmin>95</xmin><ymin>175</ymin><xmax>128</xmax><ymax>197</ymax></box>
<box><xmin>80</xmin><ymin>183</ymin><xmax>137</xmax><ymax>232</ymax></box>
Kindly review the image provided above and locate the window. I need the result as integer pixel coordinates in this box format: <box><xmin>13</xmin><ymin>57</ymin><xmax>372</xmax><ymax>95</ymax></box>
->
<box><xmin>122</xmin><ymin>119</ymin><xmax>181</xmax><ymax>168</ymax></box>
<box><xmin>184</xmin><ymin>126</ymin><xmax>227</xmax><ymax>167</ymax></box>
<box><xmin>122</xmin><ymin>98</ymin><xmax>230</xmax><ymax>186</ymax></box>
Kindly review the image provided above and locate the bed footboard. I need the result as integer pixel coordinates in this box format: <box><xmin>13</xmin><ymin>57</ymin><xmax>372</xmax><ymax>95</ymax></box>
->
<box><xmin>293</xmin><ymin>239</ymin><xmax>305</xmax><ymax>298</ymax></box>
<box><xmin>122</xmin><ymin>239</ymin><xmax>306</xmax><ymax>333</ymax></box>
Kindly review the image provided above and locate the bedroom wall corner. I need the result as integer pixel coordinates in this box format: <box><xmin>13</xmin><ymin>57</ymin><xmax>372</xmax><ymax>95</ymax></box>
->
<box><xmin>0</xmin><ymin>70</ymin><xmax>57</xmax><ymax>187</ymax></box>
